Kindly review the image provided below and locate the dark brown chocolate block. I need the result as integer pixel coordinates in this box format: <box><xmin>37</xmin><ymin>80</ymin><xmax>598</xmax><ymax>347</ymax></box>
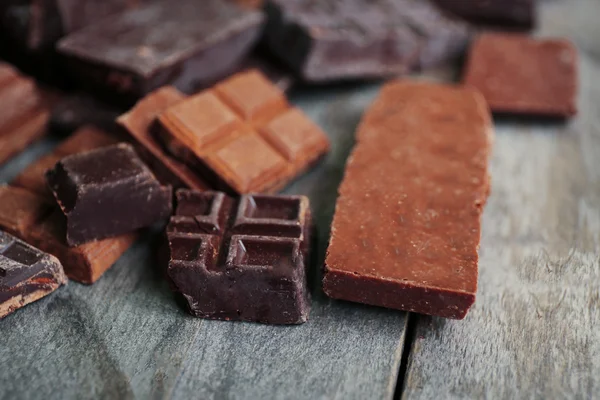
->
<box><xmin>0</xmin><ymin>62</ymin><xmax>53</xmax><ymax>166</ymax></box>
<box><xmin>0</xmin><ymin>230</ymin><xmax>67</xmax><ymax>319</ymax></box>
<box><xmin>167</xmin><ymin>189</ymin><xmax>312</xmax><ymax>325</ymax></box>
<box><xmin>324</xmin><ymin>80</ymin><xmax>493</xmax><ymax>319</ymax></box>
<box><xmin>49</xmin><ymin>94</ymin><xmax>123</xmax><ymax>135</ymax></box>
<box><xmin>57</xmin><ymin>0</ymin><xmax>264</xmax><ymax>101</ymax></box>
<box><xmin>156</xmin><ymin>70</ymin><xmax>330</xmax><ymax>194</ymax></box>
<box><xmin>0</xmin><ymin>185</ymin><xmax>137</xmax><ymax>284</ymax></box>
<box><xmin>263</xmin><ymin>0</ymin><xmax>470</xmax><ymax>82</ymax></box>
<box><xmin>46</xmin><ymin>143</ymin><xmax>172</xmax><ymax>246</ymax></box>
<box><xmin>434</xmin><ymin>0</ymin><xmax>535</xmax><ymax>30</ymax></box>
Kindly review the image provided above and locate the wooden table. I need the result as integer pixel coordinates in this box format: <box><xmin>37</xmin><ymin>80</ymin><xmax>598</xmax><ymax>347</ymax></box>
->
<box><xmin>1</xmin><ymin>1</ymin><xmax>598</xmax><ymax>398</ymax></box>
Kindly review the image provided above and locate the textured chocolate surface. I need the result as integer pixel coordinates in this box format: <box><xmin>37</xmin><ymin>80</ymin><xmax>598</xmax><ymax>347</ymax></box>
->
<box><xmin>167</xmin><ymin>189</ymin><xmax>311</xmax><ymax>324</ymax></box>
<box><xmin>157</xmin><ymin>70</ymin><xmax>330</xmax><ymax>194</ymax></box>
<box><xmin>57</xmin><ymin>0</ymin><xmax>264</xmax><ymax>100</ymax></box>
<box><xmin>46</xmin><ymin>143</ymin><xmax>172</xmax><ymax>246</ymax></box>
<box><xmin>0</xmin><ymin>62</ymin><xmax>52</xmax><ymax>166</ymax></box>
<box><xmin>434</xmin><ymin>0</ymin><xmax>535</xmax><ymax>30</ymax></box>
<box><xmin>463</xmin><ymin>33</ymin><xmax>578</xmax><ymax>117</ymax></box>
<box><xmin>324</xmin><ymin>80</ymin><xmax>493</xmax><ymax>319</ymax></box>
<box><xmin>263</xmin><ymin>0</ymin><xmax>470</xmax><ymax>82</ymax></box>
<box><xmin>0</xmin><ymin>230</ymin><xmax>67</xmax><ymax>319</ymax></box>
<box><xmin>0</xmin><ymin>185</ymin><xmax>136</xmax><ymax>284</ymax></box>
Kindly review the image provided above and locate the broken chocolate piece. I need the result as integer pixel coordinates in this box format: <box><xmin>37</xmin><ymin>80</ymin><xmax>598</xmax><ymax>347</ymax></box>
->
<box><xmin>167</xmin><ymin>189</ymin><xmax>311</xmax><ymax>324</ymax></box>
<box><xmin>0</xmin><ymin>230</ymin><xmax>67</xmax><ymax>319</ymax></box>
<box><xmin>263</xmin><ymin>0</ymin><xmax>470</xmax><ymax>81</ymax></box>
<box><xmin>57</xmin><ymin>0</ymin><xmax>264</xmax><ymax>101</ymax></box>
<box><xmin>463</xmin><ymin>33</ymin><xmax>578</xmax><ymax>117</ymax></box>
<box><xmin>156</xmin><ymin>70</ymin><xmax>330</xmax><ymax>194</ymax></box>
<box><xmin>117</xmin><ymin>86</ymin><xmax>210</xmax><ymax>191</ymax></box>
<box><xmin>46</xmin><ymin>143</ymin><xmax>172</xmax><ymax>246</ymax></box>
<box><xmin>434</xmin><ymin>0</ymin><xmax>535</xmax><ymax>30</ymax></box>
<box><xmin>0</xmin><ymin>185</ymin><xmax>136</xmax><ymax>284</ymax></box>
<box><xmin>324</xmin><ymin>80</ymin><xmax>493</xmax><ymax>319</ymax></box>
<box><xmin>13</xmin><ymin>126</ymin><xmax>119</xmax><ymax>196</ymax></box>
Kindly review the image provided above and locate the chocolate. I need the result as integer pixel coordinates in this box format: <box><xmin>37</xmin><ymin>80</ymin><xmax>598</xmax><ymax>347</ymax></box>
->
<box><xmin>463</xmin><ymin>33</ymin><xmax>578</xmax><ymax>117</ymax></box>
<box><xmin>117</xmin><ymin>86</ymin><xmax>210</xmax><ymax>191</ymax></box>
<box><xmin>0</xmin><ymin>230</ymin><xmax>67</xmax><ymax>319</ymax></box>
<box><xmin>263</xmin><ymin>0</ymin><xmax>470</xmax><ymax>82</ymax></box>
<box><xmin>46</xmin><ymin>143</ymin><xmax>172</xmax><ymax>246</ymax></box>
<box><xmin>167</xmin><ymin>189</ymin><xmax>311</xmax><ymax>324</ymax></box>
<box><xmin>57</xmin><ymin>0</ymin><xmax>264</xmax><ymax>101</ymax></box>
<box><xmin>49</xmin><ymin>94</ymin><xmax>123</xmax><ymax>135</ymax></box>
<box><xmin>0</xmin><ymin>62</ymin><xmax>53</xmax><ymax>166</ymax></box>
<box><xmin>156</xmin><ymin>70</ymin><xmax>330</xmax><ymax>194</ymax></box>
<box><xmin>0</xmin><ymin>185</ymin><xmax>136</xmax><ymax>284</ymax></box>
<box><xmin>324</xmin><ymin>80</ymin><xmax>493</xmax><ymax>319</ymax></box>
<box><xmin>13</xmin><ymin>126</ymin><xmax>119</xmax><ymax>196</ymax></box>
<box><xmin>434</xmin><ymin>0</ymin><xmax>535</xmax><ymax>30</ymax></box>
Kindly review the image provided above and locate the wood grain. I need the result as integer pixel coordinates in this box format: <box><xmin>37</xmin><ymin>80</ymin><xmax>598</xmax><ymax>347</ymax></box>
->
<box><xmin>402</xmin><ymin>1</ymin><xmax>600</xmax><ymax>398</ymax></box>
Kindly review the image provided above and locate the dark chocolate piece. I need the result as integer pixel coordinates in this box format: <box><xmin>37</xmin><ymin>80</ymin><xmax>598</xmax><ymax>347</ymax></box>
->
<box><xmin>263</xmin><ymin>0</ymin><xmax>470</xmax><ymax>82</ymax></box>
<box><xmin>434</xmin><ymin>0</ymin><xmax>535</xmax><ymax>30</ymax></box>
<box><xmin>0</xmin><ymin>230</ymin><xmax>67</xmax><ymax>319</ymax></box>
<box><xmin>0</xmin><ymin>62</ymin><xmax>53</xmax><ymax>166</ymax></box>
<box><xmin>50</xmin><ymin>94</ymin><xmax>123</xmax><ymax>135</ymax></box>
<box><xmin>167</xmin><ymin>189</ymin><xmax>311</xmax><ymax>324</ymax></box>
<box><xmin>156</xmin><ymin>70</ymin><xmax>330</xmax><ymax>194</ymax></box>
<box><xmin>46</xmin><ymin>143</ymin><xmax>172</xmax><ymax>246</ymax></box>
<box><xmin>463</xmin><ymin>33</ymin><xmax>578</xmax><ymax>117</ymax></box>
<box><xmin>0</xmin><ymin>185</ymin><xmax>137</xmax><ymax>284</ymax></box>
<box><xmin>57</xmin><ymin>0</ymin><xmax>264</xmax><ymax>101</ymax></box>
<box><xmin>324</xmin><ymin>80</ymin><xmax>493</xmax><ymax>319</ymax></box>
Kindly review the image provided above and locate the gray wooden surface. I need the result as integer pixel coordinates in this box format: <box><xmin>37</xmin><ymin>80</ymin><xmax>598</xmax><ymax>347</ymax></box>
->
<box><xmin>1</xmin><ymin>0</ymin><xmax>599</xmax><ymax>399</ymax></box>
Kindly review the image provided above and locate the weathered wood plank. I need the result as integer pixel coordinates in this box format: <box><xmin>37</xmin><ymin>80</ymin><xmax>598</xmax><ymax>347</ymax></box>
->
<box><xmin>402</xmin><ymin>1</ymin><xmax>600</xmax><ymax>398</ymax></box>
<box><xmin>0</xmin><ymin>85</ymin><xmax>409</xmax><ymax>399</ymax></box>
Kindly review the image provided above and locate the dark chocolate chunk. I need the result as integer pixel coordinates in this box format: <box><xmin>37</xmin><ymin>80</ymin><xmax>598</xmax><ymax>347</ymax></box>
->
<box><xmin>57</xmin><ymin>0</ymin><xmax>264</xmax><ymax>101</ymax></box>
<box><xmin>0</xmin><ymin>230</ymin><xmax>67</xmax><ymax>319</ymax></box>
<box><xmin>49</xmin><ymin>94</ymin><xmax>123</xmax><ymax>135</ymax></box>
<box><xmin>262</xmin><ymin>0</ymin><xmax>470</xmax><ymax>82</ymax></box>
<box><xmin>167</xmin><ymin>189</ymin><xmax>312</xmax><ymax>325</ymax></box>
<box><xmin>434</xmin><ymin>0</ymin><xmax>536</xmax><ymax>30</ymax></box>
<box><xmin>46</xmin><ymin>143</ymin><xmax>172</xmax><ymax>246</ymax></box>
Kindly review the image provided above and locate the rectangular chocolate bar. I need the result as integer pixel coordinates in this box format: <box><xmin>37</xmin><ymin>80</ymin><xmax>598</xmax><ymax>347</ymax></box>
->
<box><xmin>0</xmin><ymin>63</ymin><xmax>53</xmax><ymax>166</ymax></box>
<box><xmin>434</xmin><ymin>0</ymin><xmax>536</xmax><ymax>30</ymax></box>
<box><xmin>167</xmin><ymin>189</ymin><xmax>311</xmax><ymax>324</ymax></box>
<box><xmin>324</xmin><ymin>80</ymin><xmax>493</xmax><ymax>319</ymax></box>
<box><xmin>156</xmin><ymin>70</ymin><xmax>330</xmax><ymax>194</ymax></box>
<box><xmin>46</xmin><ymin>143</ymin><xmax>172</xmax><ymax>246</ymax></box>
<box><xmin>263</xmin><ymin>0</ymin><xmax>470</xmax><ymax>81</ymax></box>
<box><xmin>117</xmin><ymin>87</ymin><xmax>210</xmax><ymax>191</ymax></box>
<box><xmin>12</xmin><ymin>126</ymin><xmax>119</xmax><ymax>196</ymax></box>
<box><xmin>0</xmin><ymin>230</ymin><xmax>67</xmax><ymax>319</ymax></box>
<box><xmin>0</xmin><ymin>185</ymin><xmax>136</xmax><ymax>284</ymax></box>
<box><xmin>57</xmin><ymin>0</ymin><xmax>264</xmax><ymax>101</ymax></box>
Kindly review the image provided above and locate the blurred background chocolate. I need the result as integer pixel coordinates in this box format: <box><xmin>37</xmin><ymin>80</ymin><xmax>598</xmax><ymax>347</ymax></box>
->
<box><xmin>434</xmin><ymin>0</ymin><xmax>536</xmax><ymax>31</ymax></box>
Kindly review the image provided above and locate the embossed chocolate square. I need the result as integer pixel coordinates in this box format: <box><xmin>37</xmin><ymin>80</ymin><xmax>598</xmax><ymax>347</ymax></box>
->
<box><xmin>156</xmin><ymin>70</ymin><xmax>330</xmax><ymax>194</ymax></box>
<box><xmin>166</xmin><ymin>189</ymin><xmax>312</xmax><ymax>324</ymax></box>
<box><xmin>46</xmin><ymin>143</ymin><xmax>172</xmax><ymax>246</ymax></box>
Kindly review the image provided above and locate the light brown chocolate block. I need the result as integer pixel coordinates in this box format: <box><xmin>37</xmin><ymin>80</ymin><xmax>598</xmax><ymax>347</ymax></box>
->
<box><xmin>156</xmin><ymin>70</ymin><xmax>330</xmax><ymax>194</ymax></box>
<box><xmin>0</xmin><ymin>186</ymin><xmax>136</xmax><ymax>284</ymax></box>
<box><xmin>12</xmin><ymin>126</ymin><xmax>119</xmax><ymax>196</ymax></box>
<box><xmin>463</xmin><ymin>33</ymin><xmax>578</xmax><ymax>117</ymax></box>
<box><xmin>324</xmin><ymin>81</ymin><xmax>493</xmax><ymax>320</ymax></box>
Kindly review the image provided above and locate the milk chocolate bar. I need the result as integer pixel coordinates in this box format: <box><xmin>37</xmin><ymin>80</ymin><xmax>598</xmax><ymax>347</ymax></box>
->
<box><xmin>156</xmin><ymin>70</ymin><xmax>330</xmax><ymax>194</ymax></box>
<box><xmin>0</xmin><ymin>185</ymin><xmax>136</xmax><ymax>284</ymax></box>
<box><xmin>324</xmin><ymin>81</ymin><xmax>493</xmax><ymax>319</ymax></box>
<box><xmin>463</xmin><ymin>33</ymin><xmax>578</xmax><ymax>117</ymax></box>
<box><xmin>167</xmin><ymin>189</ymin><xmax>311</xmax><ymax>324</ymax></box>
<box><xmin>0</xmin><ymin>230</ymin><xmax>67</xmax><ymax>319</ymax></box>
<box><xmin>0</xmin><ymin>63</ymin><xmax>53</xmax><ymax>166</ymax></box>
<box><xmin>434</xmin><ymin>0</ymin><xmax>535</xmax><ymax>30</ymax></box>
<box><xmin>263</xmin><ymin>0</ymin><xmax>470</xmax><ymax>81</ymax></box>
<box><xmin>57</xmin><ymin>0</ymin><xmax>264</xmax><ymax>101</ymax></box>
<box><xmin>46</xmin><ymin>143</ymin><xmax>172</xmax><ymax>246</ymax></box>
<box><xmin>13</xmin><ymin>126</ymin><xmax>119</xmax><ymax>196</ymax></box>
